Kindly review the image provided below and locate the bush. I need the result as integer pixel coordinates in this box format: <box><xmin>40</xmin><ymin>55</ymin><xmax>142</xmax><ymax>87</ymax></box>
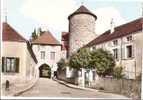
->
<box><xmin>112</xmin><ymin>66</ymin><xmax>123</xmax><ymax>79</ymax></box>
<box><xmin>57</xmin><ymin>58</ymin><xmax>68</xmax><ymax>72</ymax></box>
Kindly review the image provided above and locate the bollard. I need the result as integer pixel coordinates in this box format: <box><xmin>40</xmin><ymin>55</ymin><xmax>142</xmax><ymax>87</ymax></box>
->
<box><xmin>5</xmin><ymin>80</ymin><xmax>10</xmax><ymax>91</ymax></box>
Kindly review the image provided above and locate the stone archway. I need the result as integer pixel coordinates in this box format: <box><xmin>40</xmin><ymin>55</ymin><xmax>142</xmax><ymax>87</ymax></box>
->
<box><xmin>39</xmin><ymin>64</ymin><xmax>51</xmax><ymax>78</ymax></box>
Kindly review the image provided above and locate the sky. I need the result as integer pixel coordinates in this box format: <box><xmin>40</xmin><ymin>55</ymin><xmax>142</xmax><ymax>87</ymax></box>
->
<box><xmin>2</xmin><ymin>0</ymin><xmax>143</xmax><ymax>42</ymax></box>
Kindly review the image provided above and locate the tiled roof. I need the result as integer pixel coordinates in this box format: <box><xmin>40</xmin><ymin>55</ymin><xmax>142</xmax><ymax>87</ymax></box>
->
<box><xmin>62</xmin><ymin>32</ymin><xmax>68</xmax><ymax>41</ymax></box>
<box><xmin>32</xmin><ymin>31</ymin><xmax>61</xmax><ymax>45</ymax></box>
<box><xmin>2</xmin><ymin>22</ymin><xmax>37</xmax><ymax>63</ymax></box>
<box><xmin>2</xmin><ymin>22</ymin><xmax>26</xmax><ymax>42</ymax></box>
<box><xmin>86</xmin><ymin>18</ymin><xmax>143</xmax><ymax>47</ymax></box>
<box><xmin>68</xmin><ymin>5</ymin><xmax>97</xmax><ymax>20</ymax></box>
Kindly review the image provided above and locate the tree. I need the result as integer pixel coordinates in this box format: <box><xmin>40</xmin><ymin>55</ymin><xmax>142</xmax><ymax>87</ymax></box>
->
<box><xmin>31</xmin><ymin>29</ymin><xmax>37</xmax><ymax>40</ymax></box>
<box><xmin>57</xmin><ymin>58</ymin><xmax>68</xmax><ymax>72</ymax></box>
<box><xmin>91</xmin><ymin>48</ymin><xmax>115</xmax><ymax>77</ymax></box>
<box><xmin>69</xmin><ymin>48</ymin><xmax>92</xmax><ymax>70</ymax></box>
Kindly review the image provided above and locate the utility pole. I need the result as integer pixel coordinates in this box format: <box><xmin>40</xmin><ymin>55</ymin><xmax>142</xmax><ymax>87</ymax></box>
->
<box><xmin>3</xmin><ymin>8</ymin><xmax>7</xmax><ymax>22</ymax></box>
<box><xmin>141</xmin><ymin>2</ymin><xmax>143</xmax><ymax>99</ymax></box>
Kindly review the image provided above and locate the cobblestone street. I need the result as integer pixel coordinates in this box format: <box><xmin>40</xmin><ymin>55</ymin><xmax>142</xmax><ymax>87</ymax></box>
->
<box><xmin>18</xmin><ymin>78</ymin><xmax>128</xmax><ymax>99</ymax></box>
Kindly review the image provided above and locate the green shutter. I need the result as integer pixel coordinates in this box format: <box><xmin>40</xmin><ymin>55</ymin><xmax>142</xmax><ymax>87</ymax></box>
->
<box><xmin>2</xmin><ymin>57</ymin><xmax>4</xmax><ymax>72</ymax></box>
<box><xmin>15</xmin><ymin>58</ymin><xmax>19</xmax><ymax>73</ymax></box>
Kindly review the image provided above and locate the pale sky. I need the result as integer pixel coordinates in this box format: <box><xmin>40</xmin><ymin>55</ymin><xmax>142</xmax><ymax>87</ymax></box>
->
<box><xmin>2</xmin><ymin>0</ymin><xmax>142</xmax><ymax>41</ymax></box>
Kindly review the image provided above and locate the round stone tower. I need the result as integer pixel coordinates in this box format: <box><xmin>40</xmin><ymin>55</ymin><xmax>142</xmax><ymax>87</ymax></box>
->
<box><xmin>68</xmin><ymin>5</ymin><xmax>97</xmax><ymax>55</ymax></box>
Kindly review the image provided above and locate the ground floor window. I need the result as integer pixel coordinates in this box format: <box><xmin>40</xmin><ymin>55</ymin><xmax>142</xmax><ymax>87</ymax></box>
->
<box><xmin>2</xmin><ymin>57</ymin><xmax>19</xmax><ymax>73</ymax></box>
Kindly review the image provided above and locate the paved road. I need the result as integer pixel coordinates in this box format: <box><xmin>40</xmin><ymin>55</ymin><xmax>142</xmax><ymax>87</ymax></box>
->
<box><xmin>19</xmin><ymin>78</ymin><xmax>128</xmax><ymax>99</ymax></box>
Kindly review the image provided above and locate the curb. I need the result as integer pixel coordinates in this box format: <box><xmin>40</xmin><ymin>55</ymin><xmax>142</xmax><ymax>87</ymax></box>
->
<box><xmin>54</xmin><ymin>79</ymin><xmax>130</xmax><ymax>99</ymax></box>
<box><xmin>54</xmin><ymin>79</ymin><xmax>98</xmax><ymax>92</ymax></box>
<box><xmin>10</xmin><ymin>79</ymin><xmax>38</xmax><ymax>96</ymax></box>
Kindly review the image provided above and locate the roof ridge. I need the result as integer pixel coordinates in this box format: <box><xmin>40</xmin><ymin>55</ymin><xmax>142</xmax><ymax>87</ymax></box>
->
<box><xmin>2</xmin><ymin>22</ymin><xmax>27</xmax><ymax>42</ymax></box>
<box><xmin>32</xmin><ymin>31</ymin><xmax>60</xmax><ymax>45</ymax></box>
<box><xmin>86</xmin><ymin>17</ymin><xmax>142</xmax><ymax>47</ymax></box>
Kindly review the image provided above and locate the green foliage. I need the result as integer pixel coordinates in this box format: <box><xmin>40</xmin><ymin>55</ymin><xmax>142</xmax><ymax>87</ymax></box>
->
<box><xmin>69</xmin><ymin>48</ymin><xmax>116</xmax><ymax>77</ymax></box>
<box><xmin>112</xmin><ymin>66</ymin><xmax>123</xmax><ymax>79</ymax></box>
<box><xmin>32</xmin><ymin>29</ymin><xmax>37</xmax><ymax>40</ymax></box>
<box><xmin>91</xmin><ymin>48</ymin><xmax>115</xmax><ymax>77</ymax></box>
<box><xmin>57</xmin><ymin>58</ymin><xmax>68</xmax><ymax>72</ymax></box>
<box><xmin>69</xmin><ymin>48</ymin><xmax>92</xmax><ymax>70</ymax></box>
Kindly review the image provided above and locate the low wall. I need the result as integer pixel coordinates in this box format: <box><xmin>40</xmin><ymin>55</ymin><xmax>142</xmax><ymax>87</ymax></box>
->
<box><xmin>57</xmin><ymin>69</ymin><xmax>77</xmax><ymax>85</ymax></box>
<box><xmin>90</xmin><ymin>77</ymin><xmax>141</xmax><ymax>99</ymax></box>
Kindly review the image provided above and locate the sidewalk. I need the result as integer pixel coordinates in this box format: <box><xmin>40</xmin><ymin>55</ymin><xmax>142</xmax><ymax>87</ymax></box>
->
<box><xmin>1</xmin><ymin>78</ymin><xmax>38</xmax><ymax>97</ymax></box>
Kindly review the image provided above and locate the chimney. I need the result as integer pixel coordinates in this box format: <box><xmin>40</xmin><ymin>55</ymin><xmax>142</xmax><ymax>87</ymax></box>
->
<box><xmin>110</xmin><ymin>18</ymin><xmax>115</xmax><ymax>33</ymax></box>
<box><xmin>37</xmin><ymin>27</ymin><xmax>41</xmax><ymax>36</ymax></box>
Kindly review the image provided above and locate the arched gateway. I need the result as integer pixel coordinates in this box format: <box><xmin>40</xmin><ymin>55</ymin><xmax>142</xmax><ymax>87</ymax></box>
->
<box><xmin>35</xmin><ymin>62</ymin><xmax>58</xmax><ymax>79</ymax></box>
<box><xmin>39</xmin><ymin>64</ymin><xmax>51</xmax><ymax>78</ymax></box>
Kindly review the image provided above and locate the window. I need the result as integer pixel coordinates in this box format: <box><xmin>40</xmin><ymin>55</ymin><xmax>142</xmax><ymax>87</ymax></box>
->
<box><xmin>113</xmin><ymin>48</ymin><xmax>118</xmax><ymax>60</ymax></box>
<box><xmin>113</xmin><ymin>40</ymin><xmax>118</xmax><ymax>46</ymax></box>
<box><xmin>126</xmin><ymin>36</ymin><xmax>132</xmax><ymax>42</ymax></box>
<box><xmin>126</xmin><ymin>45</ymin><xmax>132</xmax><ymax>58</ymax></box>
<box><xmin>50</xmin><ymin>52</ymin><xmax>55</xmax><ymax>60</ymax></box>
<box><xmin>41</xmin><ymin>51</ymin><xmax>45</xmax><ymax>59</ymax></box>
<box><xmin>2</xmin><ymin>57</ymin><xmax>19</xmax><ymax>73</ymax></box>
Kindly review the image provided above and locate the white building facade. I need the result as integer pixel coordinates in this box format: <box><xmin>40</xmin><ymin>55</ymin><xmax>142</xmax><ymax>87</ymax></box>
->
<box><xmin>32</xmin><ymin>31</ymin><xmax>61</xmax><ymax>78</ymax></box>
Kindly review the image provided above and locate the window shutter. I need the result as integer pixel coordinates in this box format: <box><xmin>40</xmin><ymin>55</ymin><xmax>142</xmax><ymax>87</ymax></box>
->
<box><xmin>132</xmin><ymin>44</ymin><xmax>135</xmax><ymax>58</ymax></box>
<box><xmin>2</xmin><ymin>57</ymin><xmax>4</xmax><ymax>72</ymax></box>
<box><xmin>122</xmin><ymin>48</ymin><xmax>125</xmax><ymax>59</ymax></box>
<box><xmin>15</xmin><ymin>58</ymin><xmax>19</xmax><ymax>73</ymax></box>
<box><xmin>117</xmin><ymin>49</ymin><xmax>119</xmax><ymax>60</ymax></box>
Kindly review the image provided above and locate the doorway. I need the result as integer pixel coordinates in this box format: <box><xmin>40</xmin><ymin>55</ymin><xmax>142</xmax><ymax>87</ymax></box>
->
<box><xmin>39</xmin><ymin>64</ymin><xmax>51</xmax><ymax>78</ymax></box>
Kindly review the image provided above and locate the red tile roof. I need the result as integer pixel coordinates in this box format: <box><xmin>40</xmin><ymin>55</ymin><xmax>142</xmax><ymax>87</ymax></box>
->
<box><xmin>2</xmin><ymin>22</ymin><xmax>26</xmax><ymax>42</ymax></box>
<box><xmin>32</xmin><ymin>31</ymin><xmax>61</xmax><ymax>45</ymax></box>
<box><xmin>62</xmin><ymin>32</ymin><xmax>68</xmax><ymax>41</ymax></box>
<box><xmin>2</xmin><ymin>22</ymin><xmax>37</xmax><ymax>63</ymax></box>
<box><xmin>61</xmin><ymin>44</ymin><xmax>68</xmax><ymax>51</ymax></box>
<box><xmin>68</xmin><ymin>5</ymin><xmax>97</xmax><ymax>20</ymax></box>
<box><xmin>86</xmin><ymin>18</ymin><xmax>143</xmax><ymax>47</ymax></box>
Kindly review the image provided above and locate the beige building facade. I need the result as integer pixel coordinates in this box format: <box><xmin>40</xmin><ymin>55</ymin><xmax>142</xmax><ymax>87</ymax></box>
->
<box><xmin>87</xmin><ymin>18</ymin><xmax>143</xmax><ymax>79</ymax></box>
<box><xmin>2</xmin><ymin>22</ymin><xmax>37</xmax><ymax>84</ymax></box>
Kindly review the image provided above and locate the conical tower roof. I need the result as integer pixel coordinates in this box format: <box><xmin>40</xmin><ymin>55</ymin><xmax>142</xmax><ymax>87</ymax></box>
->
<box><xmin>68</xmin><ymin>5</ymin><xmax>97</xmax><ymax>20</ymax></box>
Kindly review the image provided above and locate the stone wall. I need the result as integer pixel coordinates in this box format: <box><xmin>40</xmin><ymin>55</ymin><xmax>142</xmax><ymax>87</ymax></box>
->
<box><xmin>57</xmin><ymin>69</ymin><xmax>78</xmax><ymax>85</ymax></box>
<box><xmin>68</xmin><ymin>14</ymin><xmax>96</xmax><ymax>55</ymax></box>
<box><xmin>90</xmin><ymin>77</ymin><xmax>141</xmax><ymax>99</ymax></box>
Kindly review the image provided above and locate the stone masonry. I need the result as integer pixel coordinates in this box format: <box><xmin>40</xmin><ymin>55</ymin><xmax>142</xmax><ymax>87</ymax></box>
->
<box><xmin>68</xmin><ymin>14</ymin><xmax>96</xmax><ymax>54</ymax></box>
